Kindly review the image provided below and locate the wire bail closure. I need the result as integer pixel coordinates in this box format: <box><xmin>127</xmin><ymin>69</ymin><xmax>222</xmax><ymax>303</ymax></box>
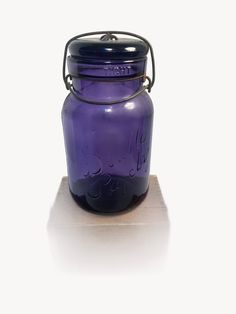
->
<box><xmin>63</xmin><ymin>31</ymin><xmax>156</xmax><ymax>105</ymax></box>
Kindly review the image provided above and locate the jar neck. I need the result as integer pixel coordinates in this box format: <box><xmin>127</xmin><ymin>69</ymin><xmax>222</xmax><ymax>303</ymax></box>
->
<box><xmin>68</xmin><ymin>58</ymin><xmax>147</xmax><ymax>103</ymax></box>
<box><xmin>72</xmin><ymin>78</ymin><xmax>143</xmax><ymax>102</ymax></box>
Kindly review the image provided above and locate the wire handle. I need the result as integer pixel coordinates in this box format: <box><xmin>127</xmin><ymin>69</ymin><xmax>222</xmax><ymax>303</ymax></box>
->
<box><xmin>63</xmin><ymin>31</ymin><xmax>156</xmax><ymax>104</ymax></box>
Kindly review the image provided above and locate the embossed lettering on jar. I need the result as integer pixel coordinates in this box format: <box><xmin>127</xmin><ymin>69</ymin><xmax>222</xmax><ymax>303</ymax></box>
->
<box><xmin>62</xmin><ymin>31</ymin><xmax>155</xmax><ymax>213</ymax></box>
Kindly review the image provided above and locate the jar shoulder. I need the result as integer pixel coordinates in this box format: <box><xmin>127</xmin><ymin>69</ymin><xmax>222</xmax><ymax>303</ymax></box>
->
<box><xmin>62</xmin><ymin>91</ymin><xmax>154</xmax><ymax>119</ymax></box>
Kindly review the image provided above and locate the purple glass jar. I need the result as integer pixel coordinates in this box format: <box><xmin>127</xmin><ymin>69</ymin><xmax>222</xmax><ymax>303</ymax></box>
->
<box><xmin>62</xmin><ymin>31</ymin><xmax>155</xmax><ymax>214</ymax></box>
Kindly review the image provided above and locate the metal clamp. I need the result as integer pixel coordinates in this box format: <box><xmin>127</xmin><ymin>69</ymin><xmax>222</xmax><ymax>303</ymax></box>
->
<box><xmin>63</xmin><ymin>31</ymin><xmax>156</xmax><ymax>104</ymax></box>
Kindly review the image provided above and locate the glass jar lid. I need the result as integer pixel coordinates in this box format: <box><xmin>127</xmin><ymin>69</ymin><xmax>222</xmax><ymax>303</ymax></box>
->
<box><xmin>68</xmin><ymin>33</ymin><xmax>149</xmax><ymax>61</ymax></box>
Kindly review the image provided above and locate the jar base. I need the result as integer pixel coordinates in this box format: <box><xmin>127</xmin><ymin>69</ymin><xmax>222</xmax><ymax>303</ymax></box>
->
<box><xmin>70</xmin><ymin>188</ymin><xmax>148</xmax><ymax>215</ymax></box>
<box><xmin>69</xmin><ymin>175</ymin><xmax>149</xmax><ymax>214</ymax></box>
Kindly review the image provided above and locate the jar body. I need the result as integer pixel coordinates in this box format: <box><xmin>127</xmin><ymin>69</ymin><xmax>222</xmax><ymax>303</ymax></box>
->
<box><xmin>62</xmin><ymin>88</ymin><xmax>153</xmax><ymax>213</ymax></box>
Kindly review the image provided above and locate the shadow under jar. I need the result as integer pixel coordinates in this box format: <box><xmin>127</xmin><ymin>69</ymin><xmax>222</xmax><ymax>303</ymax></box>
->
<box><xmin>62</xmin><ymin>31</ymin><xmax>155</xmax><ymax>214</ymax></box>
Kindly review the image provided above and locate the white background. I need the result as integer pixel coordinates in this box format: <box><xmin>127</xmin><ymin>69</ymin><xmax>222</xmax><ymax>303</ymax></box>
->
<box><xmin>0</xmin><ymin>0</ymin><xmax>236</xmax><ymax>313</ymax></box>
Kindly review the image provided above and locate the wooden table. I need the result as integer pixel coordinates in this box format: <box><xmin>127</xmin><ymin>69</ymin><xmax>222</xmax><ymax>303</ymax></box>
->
<box><xmin>47</xmin><ymin>175</ymin><xmax>170</xmax><ymax>274</ymax></box>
